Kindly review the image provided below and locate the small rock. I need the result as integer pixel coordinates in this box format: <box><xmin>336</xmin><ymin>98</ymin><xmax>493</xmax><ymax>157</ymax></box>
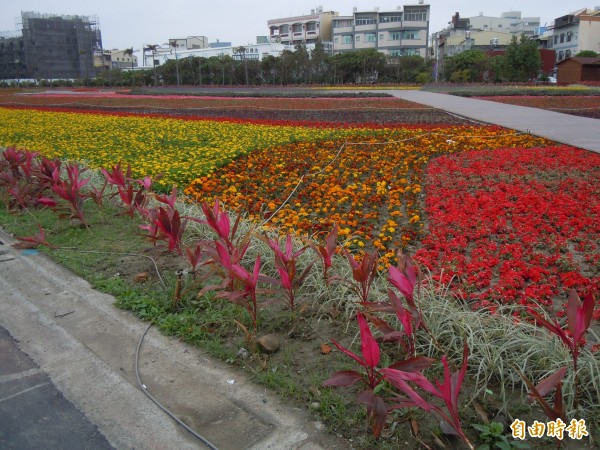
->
<box><xmin>310</xmin><ymin>402</ymin><xmax>321</xmax><ymax>410</ymax></box>
<box><xmin>237</xmin><ymin>348</ymin><xmax>249</xmax><ymax>359</ymax></box>
<box><xmin>255</xmin><ymin>334</ymin><xmax>280</xmax><ymax>354</ymax></box>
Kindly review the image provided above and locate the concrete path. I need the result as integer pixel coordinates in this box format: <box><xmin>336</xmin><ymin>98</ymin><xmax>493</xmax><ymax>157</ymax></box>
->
<box><xmin>0</xmin><ymin>230</ymin><xmax>351</xmax><ymax>450</ymax></box>
<box><xmin>388</xmin><ymin>90</ymin><xmax>600</xmax><ymax>153</ymax></box>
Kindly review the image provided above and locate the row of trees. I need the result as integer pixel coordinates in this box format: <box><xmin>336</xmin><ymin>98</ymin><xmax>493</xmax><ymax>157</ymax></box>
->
<box><xmin>442</xmin><ymin>36</ymin><xmax>598</xmax><ymax>83</ymax></box>
<box><xmin>442</xmin><ymin>35</ymin><xmax>542</xmax><ymax>82</ymax></box>
<box><xmin>14</xmin><ymin>36</ymin><xmax>596</xmax><ymax>88</ymax></box>
<box><xmin>95</xmin><ymin>41</ymin><xmax>433</xmax><ymax>87</ymax></box>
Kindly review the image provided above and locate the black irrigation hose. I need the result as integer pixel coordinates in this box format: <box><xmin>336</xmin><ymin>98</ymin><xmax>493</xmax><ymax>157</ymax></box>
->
<box><xmin>135</xmin><ymin>322</ymin><xmax>220</xmax><ymax>450</ymax></box>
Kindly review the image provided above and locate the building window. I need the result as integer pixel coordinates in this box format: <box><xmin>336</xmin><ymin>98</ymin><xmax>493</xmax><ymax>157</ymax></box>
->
<box><xmin>355</xmin><ymin>18</ymin><xmax>376</xmax><ymax>26</ymax></box>
<box><xmin>391</xmin><ymin>32</ymin><xmax>401</xmax><ymax>40</ymax></box>
<box><xmin>389</xmin><ymin>49</ymin><xmax>402</xmax><ymax>56</ymax></box>
<box><xmin>380</xmin><ymin>15</ymin><xmax>402</xmax><ymax>23</ymax></box>
<box><xmin>334</xmin><ymin>37</ymin><xmax>338</xmax><ymax>43</ymax></box>
<box><xmin>560</xmin><ymin>33</ymin><xmax>565</xmax><ymax>43</ymax></box>
<box><xmin>553</xmin><ymin>35</ymin><xmax>559</xmax><ymax>45</ymax></box>
<box><xmin>565</xmin><ymin>49</ymin><xmax>571</xmax><ymax>58</ymax></box>
<box><xmin>343</xmin><ymin>35</ymin><xmax>353</xmax><ymax>44</ymax></box>
<box><xmin>404</xmin><ymin>31</ymin><xmax>419</xmax><ymax>40</ymax></box>
<box><xmin>566</xmin><ymin>32</ymin><xmax>572</xmax><ymax>42</ymax></box>
<box><xmin>333</xmin><ymin>19</ymin><xmax>353</xmax><ymax>28</ymax></box>
<box><xmin>356</xmin><ymin>35</ymin><xmax>360</xmax><ymax>42</ymax></box>
<box><xmin>558</xmin><ymin>50</ymin><xmax>564</xmax><ymax>60</ymax></box>
<box><xmin>366</xmin><ymin>32</ymin><xmax>377</xmax><ymax>42</ymax></box>
<box><xmin>403</xmin><ymin>9</ymin><xmax>427</xmax><ymax>21</ymax></box>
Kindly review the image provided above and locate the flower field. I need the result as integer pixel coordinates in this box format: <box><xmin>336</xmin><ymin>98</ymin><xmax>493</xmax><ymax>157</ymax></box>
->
<box><xmin>185</xmin><ymin>127</ymin><xmax>552</xmax><ymax>267</ymax></box>
<box><xmin>475</xmin><ymin>95</ymin><xmax>600</xmax><ymax>119</ymax></box>
<box><xmin>1</xmin><ymin>93</ymin><xmax>598</xmax><ymax>311</ymax></box>
<box><xmin>415</xmin><ymin>146</ymin><xmax>600</xmax><ymax>310</ymax></box>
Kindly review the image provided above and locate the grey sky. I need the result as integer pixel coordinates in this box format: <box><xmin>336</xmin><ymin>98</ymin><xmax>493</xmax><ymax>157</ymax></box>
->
<box><xmin>0</xmin><ymin>1</ymin><xmax>584</xmax><ymax>53</ymax></box>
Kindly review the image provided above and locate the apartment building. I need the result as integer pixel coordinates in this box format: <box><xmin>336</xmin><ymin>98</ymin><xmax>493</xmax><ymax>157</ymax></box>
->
<box><xmin>267</xmin><ymin>7</ymin><xmax>338</xmax><ymax>45</ymax></box>
<box><xmin>550</xmin><ymin>7</ymin><xmax>600</xmax><ymax>62</ymax></box>
<box><xmin>468</xmin><ymin>11</ymin><xmax>540</xmax><ymax>36</ymax></box>
<box><xmin>331</xmin><ymin>3</ymin><xmax>430</xmax><ymax>57</ymax></box>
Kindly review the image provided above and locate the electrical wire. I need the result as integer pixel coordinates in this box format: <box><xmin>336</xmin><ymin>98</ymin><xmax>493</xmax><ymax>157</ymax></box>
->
<box><xmin>135</xmin><ymin>322</ymin><xmax>220</xmax><ymax>450</ymax></box>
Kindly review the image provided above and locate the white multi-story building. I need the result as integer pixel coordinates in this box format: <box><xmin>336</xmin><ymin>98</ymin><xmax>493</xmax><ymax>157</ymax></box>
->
<box><xmin>467</xmin><ymin>11</ymin><xmax>540</xmax><ymax>36</ymax></box>
<box><xmin>267</xmin><ymin>7</ymin><xmax>338</xmax><ymax>45</ymax></box>
<box><xmin>331</xmin><ymin>3</ymin><xmax>430</xmax><ymax>57</ymax></box>
<box><xmin>145</xmin><ymin>42</ymin><xmax>305</xmax><ymax>66</ymax></box>
<box><xmin>549</xmin><ymin>7</ymin><xmax>600</xmax><ymax>63</ymax></box>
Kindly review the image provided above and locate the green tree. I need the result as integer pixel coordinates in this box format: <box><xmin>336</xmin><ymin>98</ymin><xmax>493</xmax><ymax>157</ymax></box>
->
<box><xmin>443</xmin><ymin>50</ymin><xmax>490</xmax><ymax>82</ymax></box>
<box><xmin>293</xmin><ymin>43</ymin><xmax>310</xmax><ymax>84</ymax></box>
<box><xmin>123</xmin><ymin>47</ymin><xmax>136</xmax><ymax>87</ymax></box>
<box><xmin>575</xmin><ymin>50</ymin><xmax>599</xmax><ymax>57</ymax></box>
<box><xmin>310</xmin><ymin>39</ymin><xmax>331</xmax><ymax>84</ymax></box>
<box><xmin>233</xmin><ymin>46</ymin><xmax>249</xmax><ymax>85</ymax></box>
<box><xmin>261</xmin><ymin>55</ymin><xmax>279</xmax><ymax>85</ymax></box>
<box><xmin>384</xmin><ymin>55</ymin><xmax>427</xmax><ymax>82</ymax></box>
<box><xmin>502</xmin><ymin>34</ymin><xmax>541</xmax><ymax>81</ymax></box>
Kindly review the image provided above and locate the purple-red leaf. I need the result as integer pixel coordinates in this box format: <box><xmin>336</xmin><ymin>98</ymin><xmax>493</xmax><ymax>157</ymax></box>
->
<box><xmin>357</xmin><ymin>390</ymin><xmax>388</xmax><ymax>438</ymax></box>
<box><xmin>388</xmin><ymin>356</ymin><xmax>436</xmax><ymax>373</ymax></box>
<box><xmin>358</xmin><ymin>313</ymin><xmax>380</xmax><ymax>369</ymax></box>
<box><xmin>322</xmin><ymin>370</ymin><xmax>363</xmax><ymax>387</ymax></box>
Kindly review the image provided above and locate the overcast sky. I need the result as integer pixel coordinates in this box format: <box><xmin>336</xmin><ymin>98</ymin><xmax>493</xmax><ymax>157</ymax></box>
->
<box><xmin>0</xmin><ymin>1</ymin><xmax>583</xmax><ymax>52</ymax></box>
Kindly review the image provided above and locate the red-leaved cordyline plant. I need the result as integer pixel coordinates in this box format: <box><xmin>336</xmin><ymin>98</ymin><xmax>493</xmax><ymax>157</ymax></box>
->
<box><xmin>262</xmin><ymin>234</ymin><xmax>314</xmax><ymax>311</ymax></box>
<box><xmin>198</xmin><ymin>198</ymin><xmax>236</xmax><ymax>249</ymax></box>
<box><xmin>380</xmin><ymin>342</ymin><xmax>474</xmax><ymax>449</ymax></box>
<box><xmin>308</xmin><ymin>223</ymin><xmax>338</xmax><ymax>283</ymax></box>
<box><xmin>50</xmin><ymin>164</ymin><xmax>90</xmax><ymax>226</ymax></box>
<box><xmin>225</xmin><ymin>254</ymin><xmax>262</xmax><ymax>332</ymax></box>
<box><xmin>101</xmin><ymin>163</ymin><xmax>151</xmax><ymax>218</ymax></box>
<box><xmin>528</xmin><ymin>289</ymin><xmax>596</xmax><ymax>411</ymax></box>
<box><xmin>322</xmin><ymin>313</ymin><xmax>435</xmax><ymax>438</ymax></box>
<box><xmin>361</xmin><ymin>255</ymin><xmax>422</xmax><ymax>357</ymax></box>
<box><xmin>140</xmin><ymin>206</ymin><xmax>188</xmax><ymax>255</ymax></box>
<box><xmin>199</xmin><ymin>239</ymin><xmax>251</xmax><ymax>293</ymax></box>
<box><xmin>0</xmin><ymin>149</ymin><xmax>51</xmax><ymax>210</ymax></box>
<box><xmin>331</xmin><ymin>248</ymin><xmax>378</xmax><ymax>305</ymax></box>
<box><xmin>515</xmin><ymin>366</ymin><xmax>567</xmax><ymax>423</ymax></box>
<box><xmin>12</xmin><ymin>224</ymin><xmax>55</xmax><ymax>249</ymax></box>
<box><xmin>2</xmin><ymin>147</ymin><xmax>38</xmax><ymax>178</ymax></box>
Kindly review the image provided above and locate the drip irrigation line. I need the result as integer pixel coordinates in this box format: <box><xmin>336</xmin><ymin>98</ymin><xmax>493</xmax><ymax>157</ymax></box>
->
<box><xmin>135</xmin><ymin>322</ymin><xmax>220</xmax><ymax>450</ymax></box>
<box><xmin>54</xmin><ymin>248</ymin><xmax>166</xmax><ymax>289</ymax></box>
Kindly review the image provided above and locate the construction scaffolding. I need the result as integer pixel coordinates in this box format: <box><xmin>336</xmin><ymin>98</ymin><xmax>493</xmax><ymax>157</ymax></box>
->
<box><xmin>0</xmin><ymin>11</ymin><xmax>103</xmax><ymax>80</ymax></box>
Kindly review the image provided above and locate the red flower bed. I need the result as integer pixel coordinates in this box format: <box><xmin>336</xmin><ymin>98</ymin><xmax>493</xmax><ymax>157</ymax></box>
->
<box><xmin>415</xmin><ymin>146</ymin><xmax>600</xmax><ymax>313</ymax></box>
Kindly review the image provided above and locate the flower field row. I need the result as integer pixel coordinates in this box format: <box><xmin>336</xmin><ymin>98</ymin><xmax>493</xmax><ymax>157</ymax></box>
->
<box><xmin>0</xmin><ymin>92</ymin><xmax>424</xmax><ymax>110</ymax></box>
<box><xmin>0</xmin><ymin>107</ymin><xmax>383</xmax><ymax>188</ymax></box>
<box><xmin>0</xmin><ymin>93</ymin><xmax>461</xmax><ymax>126</ymax></box>
<box><xmin>415</xmin><ymin>146</ymin><xmax>600</xmax><ymax>311</ymax></box>
<box><xmin>184</xmin><ymin>127</ymin><xmax>552</xmax><ymax>268</ymax></box>
<box><xmin>477</xmin><ymin>96</ymin><xmax>600</xmax><ymax>119</ymax></box>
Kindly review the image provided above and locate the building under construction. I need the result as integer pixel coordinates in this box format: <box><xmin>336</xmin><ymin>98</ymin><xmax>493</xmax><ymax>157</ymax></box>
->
<box><xmin>0</xmin><ymin>12</ymin><xmax>103</xmax><ymax>80</ymax></box>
